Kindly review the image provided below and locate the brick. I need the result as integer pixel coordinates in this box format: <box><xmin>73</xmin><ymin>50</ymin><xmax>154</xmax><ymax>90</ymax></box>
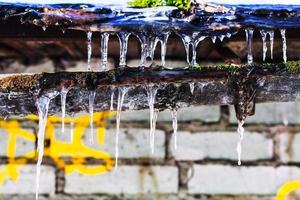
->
<box><xmin>229</xmin><ymin>102</ymin><xmax>300</xmax><ymax>124</ymax></box>
<box><xmin>170</xmin><ymin>131</ymin><xmax>273</xmax><ymax>161</ymax></box>
<box><xmin>54</xmin><ymin>127</ymin><xmax>166</xmax><ymax>159</ymax></box>
<box><xmin>0</xmin><ymin>165</ymin><xmax>55</xmax><ymax>194</ymax></box>
<box><xmin>65</xmin><ymin>165</ymin><xmax>178</xmax><ymax>194</ymax></box>
<box><xmin>0</xmin><ymin>128</ymin><xmax>35</xmax><ymax>157</ymax></box>
<box><xmin>278</xmin><ymin>132</ymin><xmax>300</xmax><ymax>163</ymax></box>
<box><xmin>188</xmin><ymin>165</ymin><xmax>300</xmax><ymax>195</ymax></box>
<box><xmin>120</xmin><ymin>106</ymin><xmax>220</xmax><ymax>123</ymax></box>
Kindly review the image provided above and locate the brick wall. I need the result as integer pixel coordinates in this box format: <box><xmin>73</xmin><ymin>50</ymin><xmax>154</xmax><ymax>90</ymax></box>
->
<box><xmin>0</xmin><ymin>102</ymin><xmax>300</xmax><ymax>200</ymax></box>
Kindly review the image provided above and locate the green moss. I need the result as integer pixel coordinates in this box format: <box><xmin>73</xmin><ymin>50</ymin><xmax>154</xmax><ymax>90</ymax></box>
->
<box><xmin>128</xmin><ymin>0</ymin><xmax>191</xmax><ymax>10</ymax></box>
<box><xmin>285</xmin><ymin>60</ymin><xmax>300</xmax><ymax>74</ymax></box>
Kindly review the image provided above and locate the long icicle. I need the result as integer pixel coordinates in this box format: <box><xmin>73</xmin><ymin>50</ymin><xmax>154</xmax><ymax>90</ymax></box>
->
<box><xmin>36</xmin><ymin>92</ymin><xmax>57</xmax><ymax>200</ymax></box>
<box><xmin>268</xmin><ymin>31</ymin><xmax>274</xmax><ymax>60</ymax></box>
<box><xmin>110</xmin><ymin>86</ymin><xmax>115</xmax><ymax>111</ymax></box>
<box><xmin>160</xmin><ymin>32</ymin><xmax>170</xmax><ymax>67</ymax></box>
<box><xmin>70</xmin><ymin>112</ymin><xmax>75</xmax><ymax>143</ymax></box>
<box><xmin>87</xmin><ymin>31</ymin><xmax>92</xmax><ymax>71</ymax></box>
<box><xmin>280</xmin><ymin>29</ymin><xmax>287</xmax><ymax>63</ymax></box>
<box><xmin>88</xmin><ymin>91</ymin><xmax>96</xmax><ymax>144</ymax></box>
<box><xmin>245</xmin><ymin>28</ymin><xmax>254</xmax><ymax>65</ymax></box>
<box><xmin>60</xmin><ymin>87</ymin><xmax>68</xmax><ymax>134</ymax></box>
<box><xmin>146</xmin><ymin>85</ymin><xmax>158</xmax><ymax>154</ymax></box>
<box><xmin>115</xmin><ymin>87</ymin><xmax>128</xmax><ymax>168</ymax></box>
<box><xmin>236</xmin><ymin>120</ymin><xmax>245</xmax><ymax>166</ymax></box>
<box><xmin>172</xmin><ymin>109</ymin><xmax>178</xmax><ymax>150</ymax></box>
<box><xmin>118</xmin><ymin>32</ymin><xmax>130</xmax><ymax>67</ymax></box>
<box><xmin>180</xmin><ymin>34</ymin><xmax>191</xmax><ymax>65</ymax></box>
<box><xmin>100</xmin><ymin>32</ymin><xmax>110</xmax><ymax>71</ymax></box>
<box><xmin>259</xmin><ymin>30</ymin><xmax>267</xmax><ymax>61</ymax></box>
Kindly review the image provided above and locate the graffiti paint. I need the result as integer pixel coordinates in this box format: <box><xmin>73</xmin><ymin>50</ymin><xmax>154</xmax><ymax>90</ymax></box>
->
<box><xmin>277</xmin><ymin>180</ymin><xmax>300</xmax><ymax>200</ymax></box>
<box><xmin>0</xmin><ymin>112</ymin><xmax>115</xmax><ymax>185</ymax></box>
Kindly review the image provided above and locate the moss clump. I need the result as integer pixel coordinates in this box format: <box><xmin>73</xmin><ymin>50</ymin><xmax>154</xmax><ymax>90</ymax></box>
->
<box><xmin>285</xmin><ymin>60</ymin><xmax>300</xmax><ymax>74</ymax></box>
<box><xmin>128</xmin><ymin>0</ymin><xmax>191</xmax><ymax>10</ymax></box>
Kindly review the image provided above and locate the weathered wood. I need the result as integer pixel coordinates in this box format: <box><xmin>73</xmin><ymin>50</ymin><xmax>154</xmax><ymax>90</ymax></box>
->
<box><xmin>0</xmin><ymin>64</ymin><xmax>299</xmax><ymax>120</ymax></box>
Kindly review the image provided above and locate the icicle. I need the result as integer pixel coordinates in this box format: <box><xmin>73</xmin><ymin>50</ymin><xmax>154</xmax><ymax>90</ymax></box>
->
<box><xmin>60</xmin><ymin>87</ymin><xmax>68</xmax><ymax>134</ymax></box>
<box><xmin>100</xmin><ymin>32</ymin><xmax>110</xmax><ymax>71</ymax></box>
<box><xmin>260</xmin><ymin>30</ymin><xmax>267</xmax><ymax>61</ymax></box>
<box><xmin>146</xmin><ymin>85</ymin><xmax>158</xmax><ymax>154</ymax></box>
<box><xmin>36</xmin><ymin>92</ymin><xmax>57</xmax><ymax>200</ymax></box>
<box><xmin>211</xmin><ymin>36</ymin><xmax>217</xmax><ymax>44</ymax></box>
<box><xmin>172</xmin><ymin>109</ymin><xmax>178</xmax><ymax>150</ymax></box>
<box><xmin>137</xmin><ymin>33</ymin><xmax>156</xmax><ymax>67</ymax></box>
<box><xmin>191</xmin><ymin>42</ymin><xmax>197</xmax><ymax>66</ymax></box>
<box><xmin>267</xmin><ymin>31</ymin><xmax>274</xmax><ymax>60</ymax></box>
<box><xmin>245</xmin><ymin>28</ymin><xmax>254</xmax><ymax>65</ymax></box>
<box><xmin>115</xmin><ymin>87</ymin><xmax>128</xmax><ymax>168</ymax></box>
<box><xmin>70</xmin><ymin>112</ymin><xmax>75</xmax><ymax>143</ymax></box>
<box><xmin>236</xmin><ymin>120</ymin><xmax>245</xmax><ymax>166</ymax></box>
<box><xmin>189</xmin><ymin>82</ymin><xmax>195</xmax><ymax>94</ymax></box>
<box><xmin>42</xmin><ymin>26</ymin><xmax>47</xmax><ymax>31</ymax></box>
<box><xmin>117</xmin><ymin>32</ymin><xmax>130</xmax><ymax>67</ymax></box>
<box><xmin>180</xmin><ymin>35</ymin><xmax>192</xmax><ymax>65</ymax></box>
<box><xmin>110</xmin><ymin>87</ymin><xmax>115</xmax><ymax>111</ymax></box>
<box><xmin>219</xmin><ymin>35</ymin><xmax>225</xmax><ymax>42</ymax></box>
<box><xmin>280</xmin><ymin>29</ymin><xmax>287</xmax><ymax>63</ymax></box>
<box><xmin>87</xmin><ymin>31</ymin><xmax>92</xmax><ymax>71</ymax></box>
<box><xmin>88</xmin><ymin>91</ymin><xmax>96</xmax><ymax>144</ymax></box>
<box><xmin>160</xmin><ymin>32</ymin><xmax>170</xmax><ymax>67</ymax></box>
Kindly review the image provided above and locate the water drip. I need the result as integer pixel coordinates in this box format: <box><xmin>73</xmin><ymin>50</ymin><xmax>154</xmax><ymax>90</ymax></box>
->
<box><xmin>236</xmin><ymin>120</ymin><xmax>245</xmax><ymax>166</ymax></box>
<box><xmin>60</xmin><ymin>87</ymin><xmax>68</xmax><ymax>134</ymax></box>
<box><xmin>146</xmin><ymin>85</ymin><xmax>158</xmax><ymax>154</ymax></box>
<box><xmin>101</xmin><ymin>32</ymin><xmax>110</xmax><ymax>71</ymax></box>
<box><xmin>280</xmin><ymin>29</ymin><xmax>287</xmax><ymax>63</ymax></box>
<box><xmin>88</xmin><ymin>91</ymin><xmax>96</xmax><ymax>144</ymax></box>
<box><xmin>87</xmin><ymin>31</ymin><xmax>92</xmax><ymax>71</ymax></box>
<box><xmin>245</xmin><ymin>28</ymin><xmax>254</xmax><ymax>65</ymax></box>
<box><xmin>115</xmin><ymin>87</ymin><xmax>128</xmax><ymax>168</ymax></box>
<box><xmin>117</xmin><ymin>32</ymin><xmax>130</xmax><ymax>67</ymax></box>
<box><xmin>172</xmin><ymin>109</ymin><xmax>178</xmax><ymax>150</ymax></box>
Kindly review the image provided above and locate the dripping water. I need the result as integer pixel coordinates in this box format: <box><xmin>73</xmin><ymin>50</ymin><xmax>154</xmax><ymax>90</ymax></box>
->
<box><xmin>101</xmin><ymin>32</ymin><xmax>110</xmax><ymax>71</ymax></box>
<box><xmin>115</xmin><ymin>87</ymin><xmax>128</xmax><ymax>168</ymax></box>
<box><xmin>88</xmin><ymin>91</ymin><xmax>96</xmax><ymax>144</ymax></box>
<box><xmin>245</xmin><ymin>28</ymin><xmax>254</xmax><ymax>65</ymax></box>
<box><xmin>172</xmin><ymin>109</ymin><xmax>178</xmax><ymax>150</ymax></box>
<box><xmin>87</xmin><ymin>31</ymin><xmax>92</xmax><ymax>71</ymax></box>
<box><xmin>117</xmin><ymin>32</ymin><xmax>130</xmax><ymax>67</ymax></box>
<box><xmin>36</xmin><ymin>92</ymin><xmax>58</xmax><ymax>200</ymax></box>
<box><xmin>236</xmin><ymin>120</ymin><xmax>245</xmax><ymax>166</ymax></box>
<box><xmin>260</xmin><ymin>30</ymin><xmax>267</xmax><ymax>61</ymax></box>
<box><xmin>280</xmin><ymin>29</ymin><xmax>287</xmax><ymax>63</ymax></box>
<box><xmin>60</xmin><ymin>87</ymin><xmax>68</xmax><ymax>134</ymax></box>
<box><xmin>146</xmin><ymin>85</ymin><xmax>158</xmax><ymax>154</ymax></box>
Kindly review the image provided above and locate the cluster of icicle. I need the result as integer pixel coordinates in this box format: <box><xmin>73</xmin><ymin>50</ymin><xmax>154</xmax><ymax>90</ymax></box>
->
<box><xmin>35</xmin><ymin>28</ymin><xmax>288</xmax><ymax>199</ymax></box>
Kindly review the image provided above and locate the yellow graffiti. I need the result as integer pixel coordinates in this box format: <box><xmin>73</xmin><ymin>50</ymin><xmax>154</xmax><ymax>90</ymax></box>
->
<box><xmin>277</xmin><ymin>181</ymin><xmax>300</xmax><ymax>200</ymax></box>
<box><xmin>0</xmin><ymin>112</ymin><xmax>115</xmax><ymax>185</ymax></box>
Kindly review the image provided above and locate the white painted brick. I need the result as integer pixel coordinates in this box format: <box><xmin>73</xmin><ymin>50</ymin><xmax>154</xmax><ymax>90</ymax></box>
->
<box><xmin>54</xmin><ymin>127</ymin><xmax>166</xmax><ymax>159</ymax></box>
<box><xmin>230</xmin><ymin>102</ymin><xmax>300</xmax><ymax>124</ymax></box>
<box><xmin>170</xmin><ymin>131</ymin><xmax>273</xmax><ymax>161</ymax></box>
<box><xmin>0</xmin><ymin>128</ymin><xmax>35</xmax><ymax>157</ymax></box>
<box><xmin>65</xmin><ymin>165</ymin><xmax>178</xmax><ymax>194</ymax></box>
<box><xmin>120</xmin><ymin>106</ymin><xmax>220</xmax><ymax>122</ymax></box>
<box><xmin>0</xmin><ymin>165</ymin><xmax>55</xmax><ymax>194</ymax></box>
<box><xmin>188</xmin><ymin>165</ymin><xmax>300</xmax><ymax>195</ymax></box>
